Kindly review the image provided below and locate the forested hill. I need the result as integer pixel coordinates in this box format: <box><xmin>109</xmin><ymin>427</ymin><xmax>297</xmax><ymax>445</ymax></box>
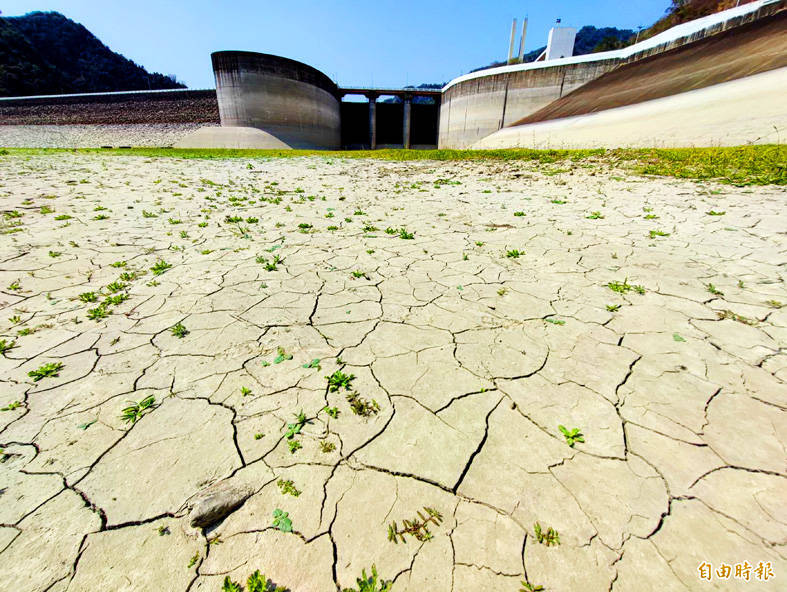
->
<box><xmin>0</xmin><ymin>11</ymin><xmax>185</xmax><ymax>97</ymax></box>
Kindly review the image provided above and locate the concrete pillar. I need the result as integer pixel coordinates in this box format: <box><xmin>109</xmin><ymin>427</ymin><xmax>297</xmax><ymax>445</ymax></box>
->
<box><xmin>367</xmin><ymin>93</ymin><xmax>378</xmax><ymax>149</ymax></box>
<box><xmin>518</xmin><ymin>18</ymin><xmax>528</xmax><ymax>62</ymax></box>
<box><xmin>403</xmin><ymin>94</ymin><xmax>412</xmax><ymax>149</ymax></box>
<box><xmin>507</xmin><ymin>18</ymin><xmax>517</xmax><ymax>63</ymax></box>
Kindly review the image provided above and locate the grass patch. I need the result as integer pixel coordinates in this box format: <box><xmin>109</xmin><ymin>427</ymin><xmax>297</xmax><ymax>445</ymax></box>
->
<box><xmin>2</xmin><ymin>146</ymin><xmax>783</xmax><ymax>185</ymax></box>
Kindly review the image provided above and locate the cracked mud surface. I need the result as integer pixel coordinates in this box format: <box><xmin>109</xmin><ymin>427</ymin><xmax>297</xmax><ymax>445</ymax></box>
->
<box><xmin>0</xmin><ymin>153</ymin><xmax>784</xmax><ymax>591</ymax></box>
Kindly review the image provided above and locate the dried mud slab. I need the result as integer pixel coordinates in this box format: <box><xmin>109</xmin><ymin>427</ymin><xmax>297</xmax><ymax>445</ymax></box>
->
<box><xmin>0</xmin><ymin>153</ymin><xmax>784</xmax><ymax>591</ymax></box>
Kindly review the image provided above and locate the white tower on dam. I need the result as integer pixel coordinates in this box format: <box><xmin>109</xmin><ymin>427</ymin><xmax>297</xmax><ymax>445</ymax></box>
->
<box><xmin>545</xmin><ymin>25</ymin><xmax>577</xmax><ymax>61</ymax></box>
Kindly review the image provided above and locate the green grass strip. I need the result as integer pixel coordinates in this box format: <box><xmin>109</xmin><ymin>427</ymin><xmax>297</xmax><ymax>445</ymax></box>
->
<box><xmin>1</xmin><ymin>144</ymin><xmax>783</xmax><ymax>185</ymax></box>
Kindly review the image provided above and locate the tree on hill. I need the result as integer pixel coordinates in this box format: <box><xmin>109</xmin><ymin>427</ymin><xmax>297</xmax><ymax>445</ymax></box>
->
<box><xmin>637</xmin><ymin>0</ymin><xmax>758</xmax><ymax>41</ymax></box>
<box><xmin>0</xmin><ymin>11</ymin><xmax>184</xmax><ymax>96</ymax></box>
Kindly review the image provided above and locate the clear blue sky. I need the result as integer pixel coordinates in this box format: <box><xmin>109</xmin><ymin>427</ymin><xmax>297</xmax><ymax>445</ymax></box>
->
<box><xmin>2</xmin><ymin>0</ymin><xmax>670</xmax><ymax>88</ymax></box>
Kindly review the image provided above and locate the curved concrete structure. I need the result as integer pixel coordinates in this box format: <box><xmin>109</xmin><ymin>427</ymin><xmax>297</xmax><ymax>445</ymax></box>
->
<box><xmin>473</xmin><ymin>67</ymin><xmax>787</xmax><ymax>150</ymax></box>
<box><xmin>439</xmin><ymin>0</ymin><xmax>783</xmax><ymax>148</ymax></box>
<box><xmin>173</xmin><ymin>126</ymin><xmax>291</xmax><ymax>149</ymax></box>
<box><xmin>212</xmin><ymin>51</ymin><xmax>341</xmax><ymax>149</ymax></box>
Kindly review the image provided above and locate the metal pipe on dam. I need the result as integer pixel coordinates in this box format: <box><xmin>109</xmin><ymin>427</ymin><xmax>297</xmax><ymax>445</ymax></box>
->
<box><xmin>211</xmin><ymin>51</ymin><xmax>341</xmax><ymax>149</ymax></box>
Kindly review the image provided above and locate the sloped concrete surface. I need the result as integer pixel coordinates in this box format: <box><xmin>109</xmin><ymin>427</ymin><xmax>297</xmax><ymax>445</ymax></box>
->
<box><xmin>476</xmin><ymin>67</ymin><xmax>787</xmax><ymax>149</ymax></box>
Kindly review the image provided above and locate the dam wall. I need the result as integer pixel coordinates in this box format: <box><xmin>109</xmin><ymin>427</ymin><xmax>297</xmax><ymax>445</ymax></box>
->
<box><xmin>0</xmin><ymin>89</ymin><xmax>218</xmax><ymax>125</ymax></box>
<box><xmin>438</xmin><ymin>0</ymin><xmax>784</xmax><ymax>148</ymax></box>
<box><xmin>212</xmin><ymin>51</ymin><xmax>341</xmax><ymax>149</ymax></box>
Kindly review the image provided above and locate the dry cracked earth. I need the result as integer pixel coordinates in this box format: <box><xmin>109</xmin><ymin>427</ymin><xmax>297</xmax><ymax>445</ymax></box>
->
<box><xmin>0</xmin><ymin>153</ymin><xmax>785</xmax><ymax>592</ymax></box>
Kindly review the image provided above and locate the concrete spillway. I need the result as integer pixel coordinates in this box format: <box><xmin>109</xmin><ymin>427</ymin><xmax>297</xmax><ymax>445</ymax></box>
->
<box><xmin>211</xmin><ymin>51</ymin><xmax>342</xmax><ymax>149</ymax></box>
<box><xmin>438</xmin><ymin>0</ymin><xmax>784</xmax><ymax>148</ymax></box>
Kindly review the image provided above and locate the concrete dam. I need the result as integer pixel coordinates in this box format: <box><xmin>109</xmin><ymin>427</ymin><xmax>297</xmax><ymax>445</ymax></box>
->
<box><xmin>1</xmin><ymin>0</ymin><xmax>783</xmax><ymax>150</ymax></box>
<box><xmin>183</xmin><ymin>51</ymin><xmax>442</xmax><ymax>150</ymax></box>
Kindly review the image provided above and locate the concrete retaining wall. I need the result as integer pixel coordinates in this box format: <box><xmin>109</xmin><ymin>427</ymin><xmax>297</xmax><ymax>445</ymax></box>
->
<box><xmin>212</xmin><ymin>51</ymin><xmax>341</xmax><ymax>149</ymax></box>
<box><xmin>439</xmin><ymin>0</ymin><xmax>784</xmax><ymax>148</ymax></box>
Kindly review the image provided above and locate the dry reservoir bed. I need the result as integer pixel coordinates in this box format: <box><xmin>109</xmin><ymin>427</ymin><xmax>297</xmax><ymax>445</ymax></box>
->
<box><xmin>0</xmin><ymin>153</ymin><xmax>784</xmax><ymax>591</ymax></box>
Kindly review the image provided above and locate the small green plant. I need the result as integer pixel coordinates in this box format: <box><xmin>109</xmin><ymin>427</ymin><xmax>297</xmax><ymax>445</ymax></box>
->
<box><xmin>706</xmin><ymin>283</ymin><xmax>723</xmax><ymax>296</ymax></box>
<box><xmin>324</xmin><ymin>406</ymin><xmax>340</xmax><ymax>419</ymax></box>
<box><xmin>320</xmin><ymin>440</ymin><xmax>336</xmax><ymax>453</ymax></box>
<box><xmin>277</xmin><ymin>479</ymin><xmax>301</xmax><ymax>497</ymax></box>
<box><xmin>1</xmin><ymin>401</ymin><xmax>22</xmax><ymax>411</ymax></box>
<box><xmin>342</xmin><ymin>564</ymin><xmax>392</xmax><ymax>592</ymax></box>
<box><xmin>302</xmin><ymin>358</ymin><xmax>321</xmax><ymax>369</ymax></box>
<box><xmin>644</xmin><ymin>213</ymin><xmax>658</xmax><ymax>220</ymax></box>
<box><xmin>106</xmin><ymin>281</ymin><xmax>126</xmax><ymax>293</ymax></box>
<box><xmin>7</xmin><ymin>281</ymin><xmax>21</xmax><ymax>291</ymax></box>
<box><xmin>475</xmin><ymin>241</ymin><xmax>485</xmax><ymax>247</ymax></box>
<box><xmin>28</xmin><ymin>361</ymin><xmax>64</xmax><ymax>382</ymax></box>
<box><xmin>551</xmin><ymin>199</ymin><xmax>566</xmax><ymax>205</ymax></box>
<box><xmin>706</xmin><ymin>210</ymin><xmax>726</xmax><ymax>216</ymax></box>
<box><xmin>87</xmin><ymin>305</ymin><xmax>109</xmax><ymax>321</ymax></box>
<box><xmin>347</xmin><ymin>391</ymin><xmax>380</xmax><ymax>416</ymax></box>
<box><xmin>9</xmin><ymin>315</ymin><xmax>22</xmax><ymax>324</ymax></box>
<box><xmin>151</xmin><ymin>260</ymin><xmax>172</xmax><ymax>275</ymax></box>
<box><xmin>717</xmin><ymin>310</ymin><xmax>756</xmax><ymax>325</ymax></box>
<box><xmin>180</xmin><ymin>230</ymin><xmax>189</xmax><ymax>239</ymax></box>
<box><xmin>168</xmin><ymin>218</ymin><xmax>182</xmax><ymax>225</ymax></box>
<box><xmin>506</xmin><ymin>249</ymin><xmax>522</xmax><ymax>259</ymax></box>
<box><xmin>534</xmin><ymin>522</ymin><xmax>560</xmax><ymax>546</ymax></box>
<box><xmin>351</xmin><ymin>271</ymin><xmax>368</xmax><ymax>279</ymax></box>
<box><xmin>285</xmin><ymin>411</ymin><xmax>307</xmax><ymax>439</ymax></box>
<box><xmin>187</xmin><ymin>553</ymin><xmax>199</xmax><ymax>568</ymax></box>
<box><xmin>363</xmin><ymin>224</ymin><xmax>379</xmax><ymax>232</ymax></box>
<box><xmin>246</xmin><ymin>217</ymin><xmax>259</xmax><ymax>224</ymax></box>
<box><xmin>222</xmin><ymin>577</ymin><xmax>241</xmax><ymax>592</ymax></box>
<box><xmin>171</xmin><ymin>322</ymin><xmax>189</xmax><ymax>338</ymax></box>
<box><xmin>586</xmin><ymin>211</ymin><xmax>604</xmax><ymax>219</ymax></box>
<box><xmin>40</xmin><ymin>205</ymin><xmax>55</xmax><ymax>215</ymax></box>
<box><xmin>93</xmin><ymin>213</ymin><xmax>109</xmax><ymax>220</ymax></box>
<box><xmin>272</xmin><ymin>509</ymin><xmax>293</xmax><ymax>532</ymax></box>
<box><xmin>142</xmin><ymin>210</ymin><xmax>157</xmax><ymax>218</ymax></box>
<box><xmin>110</xmin><ymin>261</ymin><xmax>127</xmax><ymax>268</ymax></box>
<box><xmin>384</xmin><ymin>227</ymin><xmax>397</xmax><ymax>235</ymax></box>
<box><xmin>387</xmin><ymin>507</ymin><xmax>443</xmax><ymax>544</ymax></box>
<box><xmin>544</xmin><ymin>317</ymin><xmax>565</xmax><ymax>326</ymax></box>
<box><xmin>327</xmin><ymin>370</ymin><xmax>355</xmax><ymax>392</ymax></box>
<box><xmin>648</xmin><ymin>230</ymin><xmax>670</xmax><ymax>238</ymax></box>
<box><xmin>54</xmin><ymin>214</ymin><xmax>72</xmax><ymax>221</ymax></box>
<box><xmin>558</xmin><ymin>425</ymin><xmax>584</xmax><ymax>447</ymax></box>
<box><xmin>0</xmin><ymin>339</ymin><xmax>16</xmax><ymax>357</ymax></box>
<box><xmin>287</xmin><ymin>440</ymin><xmax>302</xmax><ymax>453</ymax></box>
<box><xmin>497</xmin><ymin>288</ymin><xmax>507</xmax><ymax>296</ymax></box>
<box><xmin>241</xmin><ymin>386</ymin><xmax>252</xmax><ymax>397</ymax></box>
<box><xmin>254</xmin><ymin>433</ymin><xmax>264</xmax><ymax>440</ymax></box>
<box><xmin>265</xmin><ymin>255</ymin><xmax>282</xmax><ymax>272</ymax></box>
<box><xmin>606</xmin><ymin>304</ymin><xmax>621</xmax><ymax>312</ymax></box>
<box><xmin>520</xmin><ymin>580</ymin><xmax>545</xmax><ymax>592</ymax></box>
<box><xmin>273</xmin><ymin>346</ymin><xmax>293</xmax><ymax>364</ymax></box>
<box><xmin>104</xmin><ymin>293</ymin><xmax>128</xmax><ymax>306</ymax></box>
<box><xmin>514</xmin><ymin>211</ymin><xmax>525</xmax><ymax>217</ymax></box>
<box><xmin>120</xmin><ymin>395</ymin><xmax>156</xmax><ymax>424</ymax></box>
<box><xmin>48</xmin><ymin>250</ymin><xmax>61</xmax><ymax>258</ymax></box>
<box><xmin>766</xmin><ymin>300</ymin><xmax>783</xmax><ymax>309</ymax></box>
<box><xmin>673</xmin><ymin>333</ymin><xmax>686</xmax><ymax>342</ymax></box>
<box><xmin>398</xmin><ymin>228</ymin><xmax>414</xmax><ymax>240</ymax></box>
<box><xmin>608</xmin><ymin>278</ymin><xmax>645</xmax><ymax>295</ymax></box>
